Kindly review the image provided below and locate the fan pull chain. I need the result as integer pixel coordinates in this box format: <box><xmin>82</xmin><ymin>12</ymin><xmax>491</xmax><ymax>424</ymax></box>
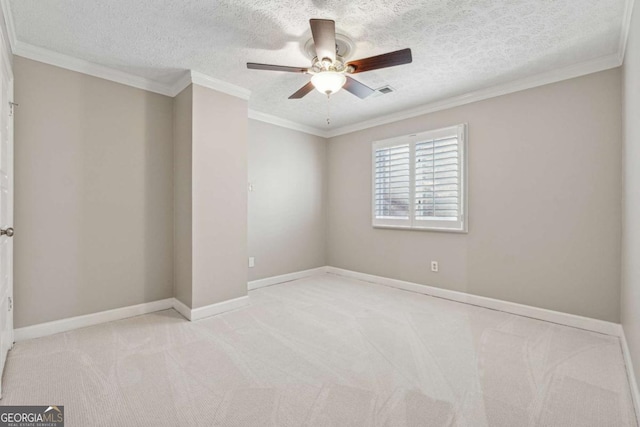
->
<box><xmin>326</xmin><ymin>93</ymin><xmax>331</xmax><ymax>126</ymax></box>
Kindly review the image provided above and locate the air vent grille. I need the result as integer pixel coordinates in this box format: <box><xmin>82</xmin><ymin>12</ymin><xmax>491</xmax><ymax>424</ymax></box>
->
<box><xmin>377</xmin><ymin>86</ymin><xmax>395</xmax><ymax>94</ymax></box>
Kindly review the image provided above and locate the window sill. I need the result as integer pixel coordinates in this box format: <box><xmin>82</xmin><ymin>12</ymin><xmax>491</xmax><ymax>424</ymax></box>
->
<box><xmin>372</xmin><ymin>224</ymin><xmax>468</xmax><ymax>234</ymax></box>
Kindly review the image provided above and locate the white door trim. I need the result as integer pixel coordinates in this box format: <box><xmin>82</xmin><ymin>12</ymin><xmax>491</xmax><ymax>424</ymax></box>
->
<box><xmin>620</xmin><ymin>326</ymin><xmax>640</xmax><ymax>423</ymax></box>
<box><xmin>0</xmin><ymin>18</ymin><xmax>13</xmax><ymax>397</ymax></box>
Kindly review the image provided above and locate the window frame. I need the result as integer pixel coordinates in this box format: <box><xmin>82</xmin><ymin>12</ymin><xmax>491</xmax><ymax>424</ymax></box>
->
<box><xmin>371</xmin><ymin>124</ymin><xmax>468</xmax><ymax>233</ymax></box>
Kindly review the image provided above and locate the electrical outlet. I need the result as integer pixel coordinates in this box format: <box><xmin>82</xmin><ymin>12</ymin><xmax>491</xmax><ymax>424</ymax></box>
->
<box><xmin>248</xmin><ymin>257</ymin><xmax>255</xmax><ymax>268</ymax></box>
<box><xmin>431</xmin><ymin>261</ymin><xmax>439</xmax><ymax>272</ymax></box>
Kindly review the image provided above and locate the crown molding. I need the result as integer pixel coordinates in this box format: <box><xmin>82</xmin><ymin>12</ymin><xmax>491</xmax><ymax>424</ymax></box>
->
<box><xmin>2</xmin><ymin>0</ymin><xmax>180</xmax><ymax>96</ymax></box>
<box><xmin>620</xmin><ymin>0</ymin><xmax>636</xmax><ymax>63</ymax></box>
<box><xmin>11</xmin><ymin>41</ymin><xmax>254</xmax><ymax>101</ymax></box>
<box><xmin>168</xmin><ymin>70</ymin><xmax>252</xmax><ymax>100</ymax></box>
<box><xmin>7</xmin><ymin>39</ymin><xmax>621</xmax><ymax>140</ymax></box>
<box><xmin>14</xmin><ymin>41</ymin><xmax>177</xmax><ymax>96</ymax></box>
<box><xmin>3</xmin><ymin>0</ymin><xmax>252</xmax><ymax>101</ymax></box>
<box><xmin>248</xmin><ymin>110</ymin><xmax>328</xmax><ymax>137</ymax></box>
<box><xmin>169</xmin><ymin>71</ymin><xmax>193</xmax><ymax>96</ymax></box>
<box><xmin>189</xmin><ymin>70</ymin><xmax>251</xmax><ymax>100</ymax></box>
<box><xmin>325</xmin><ymin>53</ymin><xmax>622</xmax><ymax>138</ymax></box>
<box><xmin>2</xmin><ymin>0</ymin><xmax>631</xmax><ymax>138</ymax></box>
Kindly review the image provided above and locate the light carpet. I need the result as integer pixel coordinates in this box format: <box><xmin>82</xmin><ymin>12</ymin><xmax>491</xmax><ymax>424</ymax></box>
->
<box><xmin>0</xmin><ymin>274</ymin><xmax>636</xmax><ymax>426</ymax></box>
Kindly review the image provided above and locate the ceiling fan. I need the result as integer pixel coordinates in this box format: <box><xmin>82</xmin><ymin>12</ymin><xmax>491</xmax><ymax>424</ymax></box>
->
<box><xmin>247</xmin><ymin>19</ymin><xmax>412</xmax><ymax>100</ymax></box>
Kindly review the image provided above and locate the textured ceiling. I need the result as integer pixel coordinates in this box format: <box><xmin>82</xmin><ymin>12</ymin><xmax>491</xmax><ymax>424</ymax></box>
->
<box><xmin>9</xmin><ymin>0</ymin><xmax>627</xmax><ymax>130</ymax></box>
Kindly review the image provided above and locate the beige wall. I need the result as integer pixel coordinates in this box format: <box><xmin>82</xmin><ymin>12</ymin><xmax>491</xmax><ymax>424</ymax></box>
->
<box><xmin>14</xmin><ymin>57</ymin><xmax>174</xmax><ymax>327</ymax></box>
<box><xmin>327</xmin><ymin>69</ymin><xmax>622</xmax><ymax>322</ymax></box>
<box><xmin>622</xmin><ymin>5</ymin><xmax>640</xmax><ymax>388</ymax></box>
<box><xmin>173</xmin><ymin>85</ymin><xmax>193</xmax><ymax>307</ymax></box>
<box><xmin>191</xmin><ymin>84</ymin><xmax>248</xmax><ymax>308</ymax></box>
<box><xmin>12</xmin><ymin>51</ymin><xmax>626</xmax><ymax>330</ymax></box>
<box><xmin>248</xmin><ymin>120</ymin><xmax>326</xmax><ymax>281</ymax></box>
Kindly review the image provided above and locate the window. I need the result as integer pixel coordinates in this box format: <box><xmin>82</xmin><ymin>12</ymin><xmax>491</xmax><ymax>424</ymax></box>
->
<box><xmin>372</xmin><ymin>124</ymin><xmax>467</xmax><ymax>232</ymax></box>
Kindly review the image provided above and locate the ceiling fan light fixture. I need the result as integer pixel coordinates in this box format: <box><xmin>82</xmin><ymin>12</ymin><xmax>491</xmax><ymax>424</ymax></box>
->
<box><xmin>311</xmin><ymin>71</ymin><xmax>346</xmax><ymax>95</ymax></box>
<box><xmin>247</xmin><ymin>19</ymin><xmax>411</xmax><ymax>102</ymax></box>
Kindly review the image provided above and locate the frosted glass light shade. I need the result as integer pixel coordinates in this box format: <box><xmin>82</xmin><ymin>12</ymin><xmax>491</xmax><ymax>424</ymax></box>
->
<box><xmin>311</xmin><ymin>71</ymin><xmax>346</xmax><ymax>95</ymax></box>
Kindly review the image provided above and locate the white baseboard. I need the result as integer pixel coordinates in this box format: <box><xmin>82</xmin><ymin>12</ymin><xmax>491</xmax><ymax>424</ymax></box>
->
<box><xmin>14</xmin><ymin>298</ymin><xmax>175</xmax><ymax>341</ymax></box>
<box><xmin>11</xmin><ymin>266</ymin><xmax>622</xmax><ymax>346</ymax></box>
<box><xmin>172</xmin><ymin>298</ymin><xmax>193</xmax><ymax>321</ymax></box>
<box><xmin>248</xmin><ymin>267</ymin><xmax>328</xmax><ymax>291</ymax></box>
<box><xmin>325</xmin><ymin>267</ymin><xmax>621</xmax><ymax>336</ymax></box>
<box><xmin>189</xmin><ymin>295</ymin><xmax>250</xmax><ymax>321</ymax></box>
<box><xmin>14</xmin><ymin>293</ymin><xmax>252</xmax><ymax>341</ymax></box>
<box><xmin>620</xmin><ymin>326</ymin><xmax>640</xmax><ymax>424</ymax></box>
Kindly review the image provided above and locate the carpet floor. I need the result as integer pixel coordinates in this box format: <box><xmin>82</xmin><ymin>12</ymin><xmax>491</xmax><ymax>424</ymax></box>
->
<box><xmin>0</xmin><ymin>274</ymin><xmax>636</xmax><ymax>426</ymax></box>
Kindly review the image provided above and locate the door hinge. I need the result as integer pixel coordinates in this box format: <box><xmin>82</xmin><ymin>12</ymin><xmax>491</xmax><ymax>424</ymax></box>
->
<box><xmin>8</xmin><ymin>296</ymin><xmax>12</xmax><ymax>311</ymax></box>
<box><xmin>8</xmin><ymin>102</ymin><xmax>18</xmax><ymax>117</ymax></box>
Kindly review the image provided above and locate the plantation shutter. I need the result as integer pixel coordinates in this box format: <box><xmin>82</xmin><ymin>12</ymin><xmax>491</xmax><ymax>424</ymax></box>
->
<box><xmin>415</xmin><ymin>135</ymin><xmax>460</xmax><ymax>220</ymax></box>
<box><xmin>373</xmin><ymin>143</ymin><xmax>411</xmax><ymax>226</ymax></box>
<box><xmin>372</xmin><ymin>124</ymin><xmax>467</xmax><ymax>232</ymax></box>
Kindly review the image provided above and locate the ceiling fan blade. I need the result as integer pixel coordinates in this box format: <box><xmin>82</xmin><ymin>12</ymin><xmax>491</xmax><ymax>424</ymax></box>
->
<box><xmin>347</xmin><ymin>48</ymin><xmax>412</xmax><ymax>74</ymax></box>
<box><xmin>247</xmin><ymin>63</ymin><xmax>308</xmax><ymax>73</ymax></box>
<box><xmin>343</xmin><ymin>76</ymin><xmax>375</xmax><ymax>99</ymax></box>
<box><xmin>310</xmin><ymin>19</ymin><xmax>336</xmax><ymax>62</ymax></box>
<box><xmin>288</xmin><ymin>81</ymin><xmax>315</xmax><ymax>99</ymax></box>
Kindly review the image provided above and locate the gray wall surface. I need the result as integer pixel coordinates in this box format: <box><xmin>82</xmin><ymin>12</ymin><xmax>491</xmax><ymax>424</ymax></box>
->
<box><xmin>622</xmin><ymin>4</ymin><xmax>640</xmax><ymax>389</ymax></box>
<box><xmin>248</xmin><ymin>120</ymin><xmax>327</xmax><ymax>281</ymax></box>
<box><xmin>173</xmin><ymin>85</ymin><xmax>193</xmax><ymax>308</ymax></box>
<box><xmin>13</xmin><ymin>56</ymin><xmax>174</xmax><ymax>328</ymax></box>
<box><xmin>327</xmin><ymin>69</ymin><xmax>623</xmax><ymax>322</ymax></box>
<box><xmin>191</xmin><ymin>84</ymin><xmax>248</xmax><ymax>308</ymax></box>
